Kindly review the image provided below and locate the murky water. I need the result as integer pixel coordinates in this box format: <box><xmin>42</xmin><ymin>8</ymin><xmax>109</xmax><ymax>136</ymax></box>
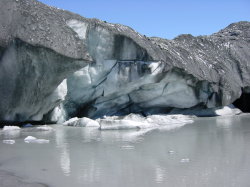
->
<box><xmin>0</xmin><ymin>114</ymin><xmax>250</xmax><ymax>187</ymax></box>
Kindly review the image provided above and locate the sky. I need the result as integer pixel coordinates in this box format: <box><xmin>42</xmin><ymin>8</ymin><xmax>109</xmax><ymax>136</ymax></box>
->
<box><xmin>38</xmin><ymin>0</ymin><xmax>250</xmax><ymax>39</ymax></box>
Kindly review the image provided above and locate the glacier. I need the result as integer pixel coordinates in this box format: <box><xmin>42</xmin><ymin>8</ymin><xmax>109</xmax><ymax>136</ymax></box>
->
<box><xmin>0</xmin><ymin>0</ymin><xmax>250</xmax><ymax>124</ymax></box>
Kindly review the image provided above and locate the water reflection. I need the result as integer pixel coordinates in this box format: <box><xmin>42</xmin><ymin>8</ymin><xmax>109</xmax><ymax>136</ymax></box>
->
<box><xmin>154</xmin><ymin>165</ymin><xmax>166</xmax><ymax>183</ymax></box>
<box><xmin>79</xmin><ymin>160</ymin><xmax>101</xmax><ymax>184</ymax></box>
<box><xmin>55</xmin><ymin>127</ymin><xmax>71</xmax><ymax>176</ymax></box>
<box><xmin>2</xmin><ymin>129</ymin><xmax>21</xmax><ymax>139</ymax></box>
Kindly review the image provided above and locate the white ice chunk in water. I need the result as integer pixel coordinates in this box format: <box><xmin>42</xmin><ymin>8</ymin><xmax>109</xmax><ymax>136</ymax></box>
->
<box><xmin>3</xmin><ymin>140</ymin><xmax>15</xmax><ymax>144</ymax></box>
<box><xmin>63</xmin><ymin>117</ymin><xmax>79</xmax><ymax>126</ymax></box>
<box><xmin>3</xmin><ymin>126</ymin><xmax>20</xmax><ymax>131</ymax></box>
<box><xmin>99</xmin><ymin>114</ymin><xmax>194</xmax><ymax>130</ymax></box>
<box><xmin>168</xmin><ymin>150</ymin><xmax>175</xmax><ymax>154</ymax></box>
<box><xmin>99</xmin><ymin>119</ymin><xmax>143</xmax><ymax>130</ymax></box>
<box><xmin>180</xmin><ymin>158</ymin><xmax>190</xmax><ymax>163</ymax></box>
<box><xmin>36</xmin><ymin>125</ymin><xmax>53</xmax><ymax>131</ymax></box>
<box><xmin>32</xmin><ymin>139</ymin><xmax>50</xmax><ymax>144</ymax></box>
<box><xmin>24</xmin><ymin>136</ymin><xmax>49</xmax><ymax>144</ymax></box>
<box><xmin>76</xmin><ymin>117</ymin><xmax>99</xmax><ymax>127</ymax></box>
<box><xmin>215</xmin><ymin>105</ymin><xmax>242</xmax><ymax>116</ymax></box>
<box><xmin>65</xmin><ymin>117</ymin><xmax>99</xmax><ymax>127</ymax></box>
<box><xmin>24</xmin><ymin>136</ymin><xmax>37</xmax><ymax>141</ymax></box>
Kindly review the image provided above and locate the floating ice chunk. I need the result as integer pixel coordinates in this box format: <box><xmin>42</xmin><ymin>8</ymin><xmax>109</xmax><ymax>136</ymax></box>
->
<box><xmin>123</xmin><ymin>113</ymin><xmax>145</xmax><ymax>122</ymax></box>
<box><xmin>215</xmin><ymin>105</ymin><xmax>242</xmax><ymax>116</ymax></box>
<box><xmin>36</xmin><ymin>125</ymin><xmax>53</xmax><ymax>131</ymax></box>
<box><xmin>24</xmin><ymin>136</ymin><xmax>37</xmax><ymax>141</ymax></box>
<box><xmin>63</xmin><ymin>117</ymin><xmax>79</xmax><ymax>126</ymax></box>
<box><xmin>65</xmin><ymin>117</ymin><xmax>99</xmax><ymax>127</ymax></box>
<box><xmin>24</xmin><ymin>136</ymin><xmax>49</xmax><ymax>144</ymax></box>
<box><xmin>99</xmin><ymin>119</ymin><xmax>143</xmax><ymax>130</ymax></box>
<box><xmin>180</xmin><ymin>158</ymin><xmax>190</xmax><ymax>163</ymax></box>
<box><xmin>33</xmin><ymin>139</ymin><xmax>50</xmax><ymax>144</ymax></box>
<box><xmin>99</xmin><ymin>114</ymin><xmax>194</xmax><ymax>130</ymax></box>
<box><xmin>168</xmin><ymin>150</ymin><xmax>175</xmax><ymax>154</ymax></box>
<box><xmin>76</xmin><ymin>117</ymin><xmax>99</xmax><ymax>127</ymax></box>
<box><xmin>3</xmin><ymin>126</ymin><xmax>20</xmax><ymax>131</ymax></box>
<box><xmin>3</xmin><ymin>140</ymin><xmax>15</xmax><ymax>144</ymax></box>
<box><xmin>170</xmin><ymin>104</ymin><xmax>242</xmax><ymax>117</ymax></box>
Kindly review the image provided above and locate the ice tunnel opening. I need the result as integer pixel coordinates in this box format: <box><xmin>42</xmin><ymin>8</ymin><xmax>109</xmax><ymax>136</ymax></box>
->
<box><xmin>233</xmin><ymin>93</ymin><xmax>250</xmax><ymax>112</ymax></box>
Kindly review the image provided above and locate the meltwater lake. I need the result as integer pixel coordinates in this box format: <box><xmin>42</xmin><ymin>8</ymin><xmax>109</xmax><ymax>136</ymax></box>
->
<box><xmin>0</xmin><ymin>114</ymin><xmax>250</xmax><ymax>187</ymax></box>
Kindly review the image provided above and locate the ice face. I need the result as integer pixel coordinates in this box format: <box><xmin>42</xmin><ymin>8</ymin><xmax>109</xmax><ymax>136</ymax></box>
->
<box><xmin>64</xmin><ymin>62</ymin><xmax>210</xmax><ymax>119</ymax></box>
<box><xmin>67</xmin><ymin>20</ymin><xmax>88</xmax><ymax>40</ymax></box>
<box><xmin>0</xmin><ymin>39</ymin><xmax>87</xmax><ymax>123</ymax></box>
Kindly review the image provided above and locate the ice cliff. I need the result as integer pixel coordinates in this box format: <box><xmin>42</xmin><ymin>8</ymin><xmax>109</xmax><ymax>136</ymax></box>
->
<box><xmin>0</xmin><ymin>0</ymin><xmax>249</xmax><ymax>124</ymax></box>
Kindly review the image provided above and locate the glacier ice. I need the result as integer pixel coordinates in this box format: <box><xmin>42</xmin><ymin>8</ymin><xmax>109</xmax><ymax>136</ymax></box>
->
<box><xmin>0</xmin><ymin>0</ymin><xmax>249</xmax><ymax>124</ymax></box>
<box><xmin>67</xmin><ymin>20</ymin><xmax>88</xmax><ymax>40</ymax></box>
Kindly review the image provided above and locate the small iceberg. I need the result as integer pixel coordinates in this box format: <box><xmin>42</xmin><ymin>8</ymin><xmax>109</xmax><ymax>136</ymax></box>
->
<box><xmin>180</xmin><ymin>158</ymin><xmax>190</xmax><ymax>163</ymax></box>
<box><xmin>2</xmin><ymin>126</ymin><xmax>20</xmax><ymax>131</ymax></box>
<box><xmin>36</xmin><ymin>125</ymin><xmax>53</xmax><ymax>131</ymax></box>
<box><xmin>215</xmin><ymin>105</ymin><xmax>242</xmax><ymax>116</ymax></box>
<box><xmin>24</xmin><ymin>136</ymin><xmax>50</xmax><ymax>144</ymax></box>
<box><xmin>168</xmin><ymin>150</ymin><xmax>175</xmax><ymax>154</ymax></box>
<box><xmin>64</xmin><ymin>117</ymin><xmax>99</xmax><ymax>127</ymax></box>
<box><xmin>3</xmin><ymin>140</ymin><xmax>15</xmax><ymax>144</ymax></box>
<box><xmin>99</xmin><ymin>114</ymin><xmax>194</xmax><ymax>130</ymax></box>
<box><xmin>63</xmin><ymin>117</ymin><xmax>79</xmax><ymax>126</ymax></box>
